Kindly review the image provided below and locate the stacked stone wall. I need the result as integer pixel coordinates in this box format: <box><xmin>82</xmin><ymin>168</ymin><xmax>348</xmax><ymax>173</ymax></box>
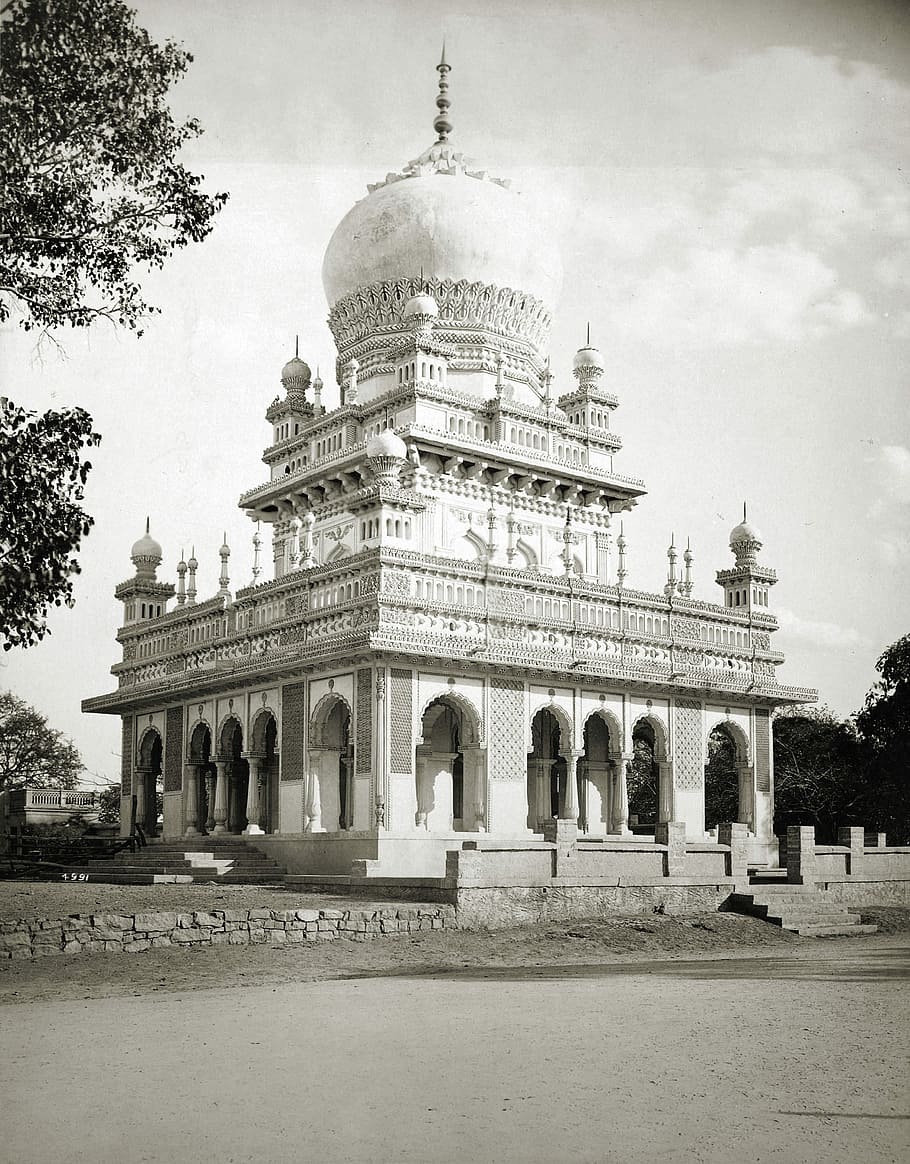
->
<box><xmin>0</xmin><ymin>904</ymin><xmax>455</xmax><ymax>960</ymax></box>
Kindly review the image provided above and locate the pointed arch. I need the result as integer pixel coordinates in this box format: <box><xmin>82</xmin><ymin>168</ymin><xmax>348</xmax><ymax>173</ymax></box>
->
<box><xmin>250</xmin><ymin>707</ymin><xmax>278</xmax><ymax>756</ymax></box>
<box><xmin>217</xmin><ymin>714</ymin><xmax>243</xmax><ymax>758</ymax></box>
<box><xmin>584</xmin><ymin>707</ymin><xmax>624</xmax><ymax>753</ymax></box>
<box><xmin>188</xmin><ymin>720</ymin><xmax>212</xmax><ymax>762</ymax></box>
<box><xmin>528</xmin><ymin>699</ymin><xmax>573</xmax><ymax>753</ymax></box>
<box><xmin>416</xmin><ymin>691</ymin><xmax>482</xmax><ymax>746</ymax></box>
<box><xmin>704</xmin><ymin>714</ymin><xmax>750</xmax><ymax>763</ymax></box>
<box><xmin>137</xmin><ymin>725</ymin><xmax>163</xmax><ymax>767</ymax></box>
<box><xmin>515</xmin><ymin>538</ymin><xmax>538</xmax><ymax>569</ymax></box>
<box><xmin>630</xmin><ymin>712</ymin><xmax>668</xmax><ymax>762</ymax></box>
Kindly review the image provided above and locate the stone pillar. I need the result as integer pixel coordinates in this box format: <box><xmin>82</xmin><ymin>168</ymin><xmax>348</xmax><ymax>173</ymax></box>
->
<box><xmin>532</xmin><ymin>758</ymin><xmax>551</xmax><ymax>830</ymax></box>
<box><xmin>462</xmin><ymin>746</ymin><xmax>486</xmax><ymax>832</ymax></box>
<box><xmin>212</xmin><ymin>761</ymin><xmax>229</xmax><ymax>834</ymax></box>
<box><xmin>610</xmin><ymin>754</ymin><xmax>632</xmax><ymax>835</ymax></box>
<box><xmin>718</xmin><ymin>821</ymin><xmax>749</xmax><ymax>883</ymax></box>
<box><xmin>183</xmin><ymin>765</ymin><xmax>199</xmax><ymax>837</ymax></box>
<box><xmin>786</xmin><ymin>824</ymin><xmax>817</xmax><ymax>885</ymax></box>
<box><xmin>560</xmin><ymin>751</ymin><xmax>582</xmax><ymax>822</ymax></box>
<box><xmin>838</xmin><ymin>826</ymin><xmax>865</xmax><ymax>876</ymax></box>
<box><xmin>655</xmin><ymin>821</ymin><xmax>686</xmax><ymax>876</ymax></box>
<box><xmin>203</xmin><ymin>769</ymin><xmax>215</xmax><ymax>832</ymax></box>
<box><xmin>134</xmin><ymin>768</ymin><xmax>147</xmax><ymax>834</ymax></box>
<box><xmin>306</xmin><ymin>750</ymin><xmax>323</xmax><ymax>832</ymax></box>
<box><xmin>735</xmin><ymin>764</ymin><xmax>755</xmax><ymax>831</ymax></box>
<box><xmin>657</xmin><ymin>762</ymin><xmax>674</xmax><ymax>824</ymax></box>
<box><xmin>415</xmin><ymin>754</ymin><xmax>430</xmax><ymax>829</ymax></box>
<box><xmin>244</xmin><ymin>756</ymin><xmax>264</xmax><ymax>835</ymax></box>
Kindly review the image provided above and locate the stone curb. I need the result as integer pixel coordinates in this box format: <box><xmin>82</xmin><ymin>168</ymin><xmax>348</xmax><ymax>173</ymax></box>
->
<box><xmin>0</xmin><ymin>905</ymin><xmax>455</xmax><ymax>960</ymax></box>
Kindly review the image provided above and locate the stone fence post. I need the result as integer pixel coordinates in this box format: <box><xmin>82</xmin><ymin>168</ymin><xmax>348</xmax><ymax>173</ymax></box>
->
<box><xmin>838</xmin><ymin>826</ymin><xmax>865</xmax><ymax>876</ymax></box>
<box><xmin>717</xmin><ymin>822</ymin><xmax>749</xmax><ymax>883</ymax></box>
<box><xmin>786</xmin><ymin>825</ymin><xmax>817</xmax><ymax>885</ymax></box>
<box><xmin>655</xmin><ymin>821</ymin><xmax>686</xmax><ymax>877</ymax></box>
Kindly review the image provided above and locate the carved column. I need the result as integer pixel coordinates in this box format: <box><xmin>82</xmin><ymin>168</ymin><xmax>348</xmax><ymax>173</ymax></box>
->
<box><xmin>212</xmin><ymin>761</ymin><xmax>229</xmax><ymax>834</ymax></box>
<box><xmin>462</xmin><ymin>745</ymin><xmax>486</xmax><ymax>832</ymax></box>
<box><xmin>736</xmin><ymin>763</ymin><xmax>754</xmax><ymax>831</ymax></box>
<box><xmin>657</xmin><ymin>761</ymin><xmax>674</xmax><ymax>824</ymax></box>
<box><xmin>610</xmin><ymin>753</ymin><xmax>632</xmax><ymax>835</ymax></box>
<box><xmin>204</xmin><ymin>768</ymin><xmax>216</xmax><ymax>832</ymax></box>
<box><xmin>533</xmin><ymin>759</ymin><xmax>550</xmax><ymax>829</ymax></box>
<box><xmin>134</xmin><ymin>768</ymin><xmax>147</xmax><ymax>834</ymax></box>
<box><xmin>306</xmin><ymin>750</ymin><xmax>323</xmax><ymax>832</ymax></box>
<box><xmin>184</xmin><ymin>764</ymin><xmax>199</xmax><ymax>836</ymax></box>
<box><xmin>244</xmin><ymin>755</ymin><xmax>264</xmax><ymax>835</ymax></box>
<box><xmin>560</xmin><ymin>751</ymin><xmax>582</xmax><ymax>822</ymax></box>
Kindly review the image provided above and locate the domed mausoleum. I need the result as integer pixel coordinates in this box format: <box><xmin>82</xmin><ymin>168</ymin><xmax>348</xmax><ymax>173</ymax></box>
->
<box><xmin>85</xmin><ymin>54</ymin><xmax>815</xmax><ymax>895</ymax></box>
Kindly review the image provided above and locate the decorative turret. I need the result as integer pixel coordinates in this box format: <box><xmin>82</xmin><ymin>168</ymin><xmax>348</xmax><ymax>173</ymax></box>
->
<box><xmin>365</xmin><ymin>429</ymin><xmax>408</xmax><ymax>486</ymax></box>
<box><xmin>217</xmin><ymin>534</ymin><xmax>231</xmax><ymax>599</ymax></box>
<box><xmin>267</xmin><ymin>338</ymin><xmax>315</xmax><ymax>440</ymax></box>
<box><xmin>716</xmin><ymin>504</ymin><xmax>777</xmax><ymax>612</ymax></box>
<box><xmin>558</xmin><ymin>326</ymin><xmax>619</xmax><ymax>434</ymax></box>
<box><xmin>115</xmin><ymin>520</ymin><xmax>175</xmax><ymax>625</ymax></box>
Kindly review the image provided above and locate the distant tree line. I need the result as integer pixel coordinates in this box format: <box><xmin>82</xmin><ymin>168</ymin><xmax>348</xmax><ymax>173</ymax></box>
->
<box><xmin>773</xmin><ymin>633</ymin><xmax>910</xmax><ymax>843</ymax></box>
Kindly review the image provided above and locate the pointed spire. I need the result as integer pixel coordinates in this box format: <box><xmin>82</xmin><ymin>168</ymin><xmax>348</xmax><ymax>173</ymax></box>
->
<box><xmin>145</xmin><ymin>516</ymin><xmax>150</xmax><ymax>535</ymax></box>
<box><xmin>586</xmin><ymin>321</ymin><xmax>590</xmax><ymax>346</ymax></box>
<box><xmin>434</xmin><ymin>43</ymin><xmax>452</xmax><ymax>142</ymax></box>
<box><xmin>295</xmin><ymin>335</ymin><xmax>299</xmax><ymax>359</ymax></box>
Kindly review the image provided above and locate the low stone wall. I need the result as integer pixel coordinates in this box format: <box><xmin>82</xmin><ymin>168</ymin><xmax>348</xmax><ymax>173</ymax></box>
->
<box><xmin>454</xmin><ymin>884</ymin><xmax>732</xmax><ymax>929</ymax></box>
<box><xmin>0</xmin><ymin>904</ymin><xmax>455</xmax><ymax>961</ymax></box>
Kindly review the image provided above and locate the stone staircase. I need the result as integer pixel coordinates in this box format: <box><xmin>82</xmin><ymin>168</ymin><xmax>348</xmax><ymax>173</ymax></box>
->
<box><xmin>57</xmin><ymin>838</ymin><xmax>287</xmax><ymax>885</ymax></box>
<box><xmin>728</xmin><ymin>876</ymin><xmax>877</xmax><ymax>937</ymax></box>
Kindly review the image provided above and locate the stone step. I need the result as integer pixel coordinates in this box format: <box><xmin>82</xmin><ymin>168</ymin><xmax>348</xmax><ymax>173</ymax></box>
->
<box><xmin>783</xmin><ymin>923</ymin><xmax>879</xmax><ymax>938</ymax></box>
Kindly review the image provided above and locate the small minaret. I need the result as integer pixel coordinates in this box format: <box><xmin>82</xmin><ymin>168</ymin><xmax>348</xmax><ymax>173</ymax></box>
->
<box><xmin>616</xmin><ymin>523</ymin><xmax>627</xmax><ymax>588</ymax></box>
<box><xmin>313</xmin><ymin>367</ymin><xmax>324</xmax><ymax>415</ymax></box>
<box><xmin>252</xmin><ymin>523</ymin><xmax>262</xmax><ymax>584</ymax></box>
<box><xmin>187</xmin><ymin>548</ymin><xmax>198</xmax><ymax>606</ymax></box>
<box><xmin>114</xmin><ymin>520</ymin><xmax>175</xmax><ymax>625</ymax></box>
<box><xmin>664</xmin><ymin>533</ymin><xmax>678</xmax><ymax>598</ymax></box>
<box><xmin>681</xmin><ymin>539</ymin><xmax>694</xmax><ymax>597</ymax></box>
<box><xmin>715</xmin><ymin>504</ymin><xmax>777</xmax><ymax>612</ymax></box>
<box><xmin>176</xmin><ymin>551</ymin><xmax>187</xmax><ymax>607</ymax></box>
<box><xmin>218</xmin><ymin>534</ymin><xmax>231</xmax><ymax>599</ymax></box>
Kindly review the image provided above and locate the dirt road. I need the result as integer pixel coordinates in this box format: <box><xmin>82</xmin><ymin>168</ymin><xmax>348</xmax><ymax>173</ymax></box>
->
<box><xmin>3</xmin><ymin>939</ymin><xmax>908</xmax><ymax>1164</ymax></box>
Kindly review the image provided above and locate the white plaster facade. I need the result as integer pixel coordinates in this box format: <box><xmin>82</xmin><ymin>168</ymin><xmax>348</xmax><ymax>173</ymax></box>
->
<box><xmin>84</xmin><ymin>56</ymin><xmax>815</xmax><ymax>874</ymax></box>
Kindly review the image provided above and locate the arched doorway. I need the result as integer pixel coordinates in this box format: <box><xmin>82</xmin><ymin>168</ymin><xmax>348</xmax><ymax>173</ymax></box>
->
<box><xmin>527</xmin><ymin>708</ymin><xmax>572</xmax><ymax>831</ymax></box>
<box><xmin>580</xmin><ymin>712</ymin><xmax>621</xmax><ymax>835</ymax></box>
<box><xmin>136</xmin><ymin>728</ymin><xmax>163</xmax><ymax>836</ymax></box>
<box><xmin>415</xmin><ymin>696</ymin><xmax>482</xmax><ymax>832</ymax></box>
<box><xmin>629</xmin><ymin>720</ymin><xmax>659</xmax><ymax>833</ymax></box>
<box><xmin>248</xmin><ymin>711</ymin><xmax>279</xmax><ymax>833</ymax></box>
<box><xmin>307</xmin><ymin>695</ymin><xmax>353</xmax><ymax>832</ymax></box>
<box><xmin>187</xmin><ymin>721</ymin><xmax>213</xmax><ymax>835</ymax></box>
<box><xmin>218</xmin><ymin>718</ymin><xmax>249</xmax><ymax>834</ymax></box>
<box><xmin>705</xmin><ymin>722</ymin><xmax>749</xmax><ymax>832</ymax></box>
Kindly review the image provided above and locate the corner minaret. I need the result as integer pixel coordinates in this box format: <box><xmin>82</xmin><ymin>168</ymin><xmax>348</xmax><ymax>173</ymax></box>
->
<box><xmin>715</xmin><ymin>504</ymin><xmax>777</xmax><ymax>612</ymax></box>
<box><xmin>114</xmin><ymin>520</ymin><xmax>175</xmax><ymax>625</ymax></box>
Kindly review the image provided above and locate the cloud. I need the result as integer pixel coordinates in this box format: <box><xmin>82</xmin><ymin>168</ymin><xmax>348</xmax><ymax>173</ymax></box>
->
<box><xmin>866</xmin><ymin>445</ymin><xmax>910</xmax><ymax>564</ymax></box>
<box><xmin>775</xmin><ymin>607</ymin><xmax>871</xmax><ymax>650</ymax></box>
<box><xmin>879</xmin><ymin>445</ymin><xmax>910</xmax><ymax>502</ymax></box>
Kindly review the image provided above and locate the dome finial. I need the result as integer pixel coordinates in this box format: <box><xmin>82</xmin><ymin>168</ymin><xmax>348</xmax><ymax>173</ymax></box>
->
<box><xmin>434</xmin><ymin>44</ymin><xmax>452</xmax><ymax>142</ymax></box>
<box><xmin>586</xmin><ymin>321</ymin><xmax>590</xmax><ymax>346</ymax></box>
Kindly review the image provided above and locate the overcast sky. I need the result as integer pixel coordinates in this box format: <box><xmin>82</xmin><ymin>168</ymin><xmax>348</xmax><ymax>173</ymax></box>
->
<box><xmin>3</xmin><ymin>0</ymin><xmax>908</xmax><ymax>784</ymax></box>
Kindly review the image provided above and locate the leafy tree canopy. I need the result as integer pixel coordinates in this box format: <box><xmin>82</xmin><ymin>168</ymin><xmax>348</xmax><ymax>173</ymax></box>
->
<box><xmin>0</xmin><ymin>690</ymin><xmax>84</xmax><ymax>793</ymax></box>
<box><xmin>855</xmin><ymin>635</ymin><xmax>910</xmax><ymax>843</ymax></box>
<box><xmin>0</xmin><ymin>0</ymin><xmax>228</xmax><ymax>333</ymax></box>
<box><xmin>0</xmin><ymin>397</ymin><xmax>100</xmax><ymax>649</ymax></box>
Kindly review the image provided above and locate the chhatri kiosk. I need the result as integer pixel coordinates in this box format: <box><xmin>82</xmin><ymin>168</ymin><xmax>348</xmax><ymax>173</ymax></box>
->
<box><xmin>84</xmin><ymin>55</ymin><xmax>814</xmax><ymax>879</ymax></box>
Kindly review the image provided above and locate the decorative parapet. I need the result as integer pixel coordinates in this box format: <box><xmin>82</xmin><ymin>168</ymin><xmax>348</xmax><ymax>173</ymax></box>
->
<box><xmin>87</xmin><ymin>548</ymin><xmax>816</xmax><ymax>713</ymax></box>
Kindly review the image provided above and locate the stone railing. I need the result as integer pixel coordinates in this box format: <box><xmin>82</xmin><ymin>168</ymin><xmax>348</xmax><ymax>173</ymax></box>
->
<box><xmin>7</xmin><ymin>788</ymin><xmax>97</xmax><ymax>811</ymax></box>
<box><xmin>103</xmin><ymin>550</ymin><xmax>814</xmax><ymax>704</ymax></box>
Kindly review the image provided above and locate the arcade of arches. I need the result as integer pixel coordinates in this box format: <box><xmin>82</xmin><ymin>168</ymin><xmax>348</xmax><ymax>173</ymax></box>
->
<box><xmin>181</xmin><ymin>713</ymin><xmax>278</xmax><ymax>837</ymax></box>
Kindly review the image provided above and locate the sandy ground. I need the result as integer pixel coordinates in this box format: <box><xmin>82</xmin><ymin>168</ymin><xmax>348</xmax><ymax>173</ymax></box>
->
<box><xmin>2</xmin><ymin>940</ymin><xmax>908</xmax><ymax>1164</ymax></box>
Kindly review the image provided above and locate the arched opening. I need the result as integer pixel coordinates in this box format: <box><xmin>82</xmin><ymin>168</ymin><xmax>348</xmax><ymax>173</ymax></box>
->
<box><xmin>580</xmin><ymin>712</ymin><xmax>621</xmax><ymax>835</ymax></box>
<box><xmin>219</xmin><ymin>719</ymin><xmax>249</xmax><ymax>834</ymax></box>
<box><xmin>248</xmin><ymin>711</ymin><xmax>279</xmax><ymax>833</ymax></box>
<box><xmin>629</xmin><ymin>720</ymin><xmax>659</xmax><ymax>833</ymax></box>
<box><xmin>136</xmin><ymin>728</ymin><xmax>163</xmax><ymax>836</ymax></box>
<box><xmin>527</xmin><ymin>708</ymin><xmax>570</xmax><ymax>831</ymax></box>
<box><xmin>188</xmin><ymin>721</ymin><xmax>213</xmax><ymax>835</ymax></box>
<box><xmin>415</xmin><ymin>696</ymin><xmax>482</xmax><ymax>832</ymax></box>
<box><xmin>705</xmin><ymin>722</ymin><xmax>744</xmax><ymax>832</ymax></box>
<box><xmin>308</xmin><ymin>695</ymin><xmax>353</xmax><ymax>831</ymax></box>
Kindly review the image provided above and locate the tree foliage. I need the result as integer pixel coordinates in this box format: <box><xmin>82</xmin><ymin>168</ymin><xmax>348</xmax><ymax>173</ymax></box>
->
<box><xmin>704</xmin><ymin>728</ymin><xmax>739</xmax><ymax>829</ymax></box>
<box><xmin>856</xmin><ymin>634</ymin><xmax>910</xmax><ymax>843</ymax></box>
<box><xmin>0</xmin><ymin>397</ymin><xmax>100</xmax><ymax>649</ymax></box>
<box><xmin>772</xmin><ymin>706</ymin><xmax>868</xmax><ymax>843</ymax></box>
<box><xmin>0</xmin><ymin>0</ymin><xmax>227</xmax><ymax>333</ymax></box>
<box><xmin>97</xmin><ymin>784</ymin><xmax>121</xmax><ymax>824</ymax></box>
<box><xmin>0</xmin><ymin>691</ymin><xmax>84</xmax><ymax>793</ymax></box>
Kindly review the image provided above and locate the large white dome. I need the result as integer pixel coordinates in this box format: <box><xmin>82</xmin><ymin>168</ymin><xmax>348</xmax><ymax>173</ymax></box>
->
<box><xmin>322</xmin><ymin>169</ymin><xmax>563</xmax><ymax>311</ymax></box>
